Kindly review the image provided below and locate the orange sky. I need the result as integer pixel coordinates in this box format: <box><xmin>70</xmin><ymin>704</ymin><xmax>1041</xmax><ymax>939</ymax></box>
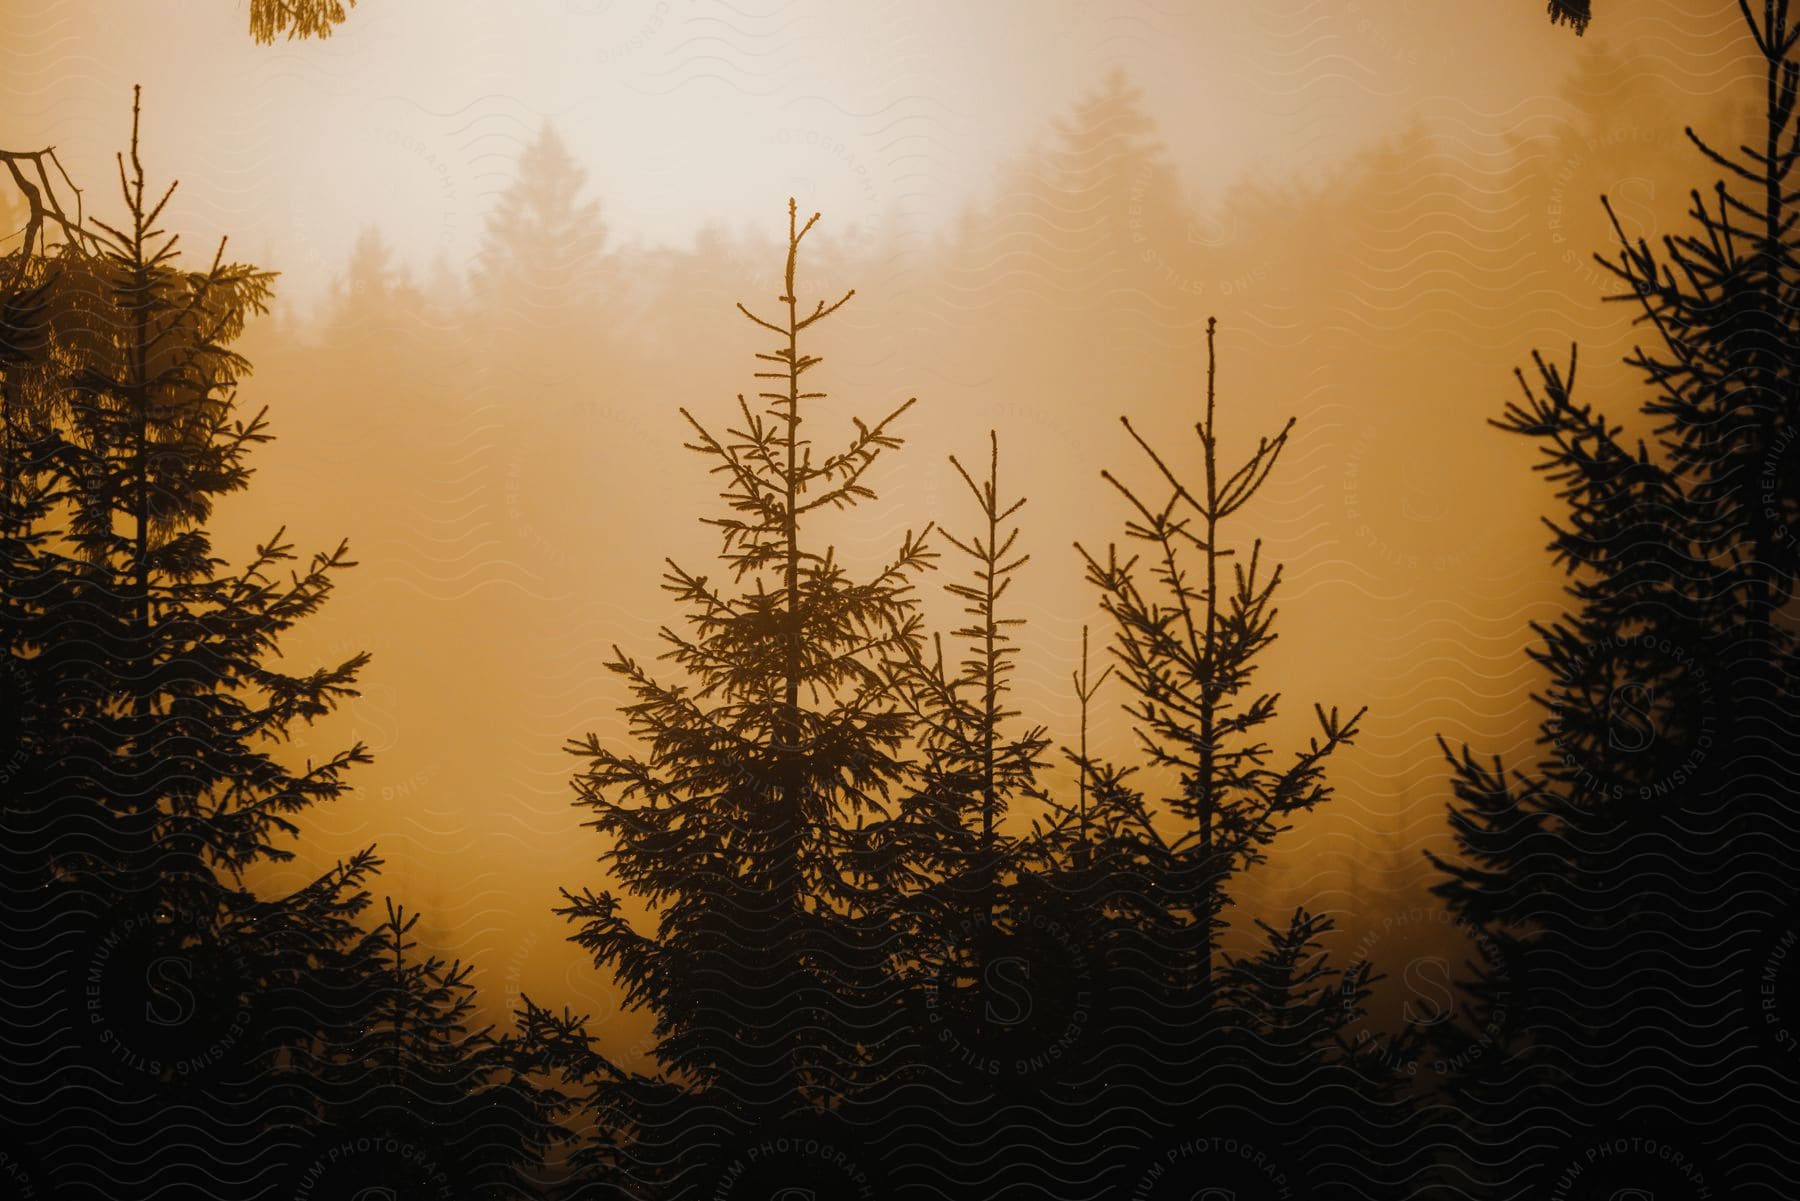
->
<box><xmin>0</xmin><ymin>0</ymin><xmax>1709</xmax><ymax>306</ymax></box>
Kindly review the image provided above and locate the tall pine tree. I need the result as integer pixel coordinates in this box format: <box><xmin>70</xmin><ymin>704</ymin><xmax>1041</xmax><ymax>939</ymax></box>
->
<box><xmin>555</xmin><ymin>200</ymin><xmax>933</xmax><ymax>1196</ymax></box>
<box><xmin>1078</xmin><ymin>317</ymin><xmax>1363</xmax><ymax>1017</ymax></box>
<box><xmin>0</xmin><ymin>93</ymin><xmax>556</xmax><ymax>1199</ymax></box>
<box><xmin>872</xmin><ymin>434</ymin><xmax>1080</xmax><ymax>1198</ymax></box>
<box><xmin>1070</xmin><ymin>318</ymin><xmax>1419</xmax><ymax>1196</ymax></box>
<box><xmin>1431</xmin><ymin>3</ymin><xmax>1800</xmax><ymax>1195</ymax></box>
<box><xmin>0</xmin><ymin>87</ymin><xmax>382</xmax><ymax>1196</ymax></box>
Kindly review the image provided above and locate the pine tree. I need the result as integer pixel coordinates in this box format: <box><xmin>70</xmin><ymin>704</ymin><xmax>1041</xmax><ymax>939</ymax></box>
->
<box><xmin>328</xmin><ymin>225</ymin><xmax>425</xmax><ymax>341</ymax></box>
<box><xmin>290</xmin><ymin>900</ymin><xmax>564</xmax><ymax>1199</ymax></box>
<box><xmin>555</xmin><ymin>200</ymin><xmax>934</xmax><ymax>1192</ymax></box>
<box><xmin>0</xmin><ymin>93</ymin><xmax>553</xmax><ymax>1198</ymax></box>
<box><xmin>472</xmin><ymin>121</ymin><xmax>613</xmax><ymax>438</ymax></box>
<box><xmin>1069</xmin><ymin>318</ymin><xmax>1420</xmax><ymax>1194</ymax></box>
<box><xmin>867</xmin><ymin>434</ymin><xmax>1077</xmax><ymax>1197</ymax></box>
<box><xmin>1547</xmin><ymin>0</ymin><xmax>1592</xmax><ymax>34</ymax></box>
<box><xmin>881</xmin><ymin>433</ymin><xmax>1048</xmax><ymax>1080</ymax></box>
<box><xmin>475</xmin><ymin>123</ymin><xmax>607</xmax><ymax>321</ymax></box>
<box><xmin>950</xmin><ymin>69</ymin><xmax>1192</xmax><ymax>316</ymax></box>
<box><xmin>888</xmin><ymin>432</ymin><xmax>1046</xmax><ymax>911</ymax></box>
<box><xmin>0</xmin><ymin>89</ymin><xmax>379</xmax><ymax>1194</ymax></box>
<box><xmin>1078</xmin><ymin>316</ymin><xmax>1364</xmax><ymax>1016</ymax></box>
<box><xmin>1220</xmin><ymin>909</ymin><xmax>1379</xmax><ymax>1086</ymax></box>
<box><xmin>250</xmin><ymin>0</ymin><xmax>357</xmax><ymax>44</ymax></box>
<box><xmin>1047</xmin><ymin>68</ymin><xmax>1179</xmax><ymax>280</ymax></box>
<box><xmin>1431</xmin><ymin>3</ymin><xmax>1800</xmax><ymax>1194</ymax></box>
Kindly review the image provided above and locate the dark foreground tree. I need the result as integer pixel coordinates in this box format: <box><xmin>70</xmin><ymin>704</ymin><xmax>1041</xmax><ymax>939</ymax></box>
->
<box><xmin>1431</xmin><ymin>3</ymin><xmax>1800</xmax><ymax>1196</ymax></box>
<box><xmin>867</xmin><ymin>434</ymin><xmax>1087</xmax><ymax>1198</ymax></box>
<box><xmin>1077</xmin><ymin>317</ymin><xmax>1362</xmax><ymax>1016</ymax></box>
<box><xmin>1547</xmin><ymin>0</ymin><xmax>1592</xmax><ymax>35</ymax></box>
<box><xmin>1062</xmin><ymin>318</ymin><xmax>1424</xmax><ymax>1196</ymax></box>
<box><xmin>888</xmin><ymin>432</ymin><xmax>1045</xmax><ymax>911</ymax></box>
<box><xmin>0</xmin><ymin>94</ymin><xmax>549</xmax><ymax>1198</ymax></box>
<box><xmin>294</xmin><ymin>901</ymin><xmax>564</xmax><ymax>1198</ymax></box>
<box><xmin>555</xmin><ymin>200</ymin><xmax>933</xmax><ymax>1196</ymax></box>
<box><xmin>0</xmin><ymin>88</ymin><xmax>369</xmax><ymax>1195</ymax></box>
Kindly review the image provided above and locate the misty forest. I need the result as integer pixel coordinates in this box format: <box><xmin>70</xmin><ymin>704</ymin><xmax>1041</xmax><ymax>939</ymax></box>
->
<box><xmin>4</xmin><ymin>0</ymin><xmax>1800</xmax><ymax>1197</ymax></box>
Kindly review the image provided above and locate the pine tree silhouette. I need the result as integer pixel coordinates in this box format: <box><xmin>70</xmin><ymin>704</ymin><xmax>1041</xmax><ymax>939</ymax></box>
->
<box><xmin>249</xmin><ymin>0</ymin><xmax>357</xmax><ymax>43</ymax></box>
<box><xmin>1078</xmin><ymin>317</ymin><xmax>1362</xmax><ymax>1014</ymax></box>
<box><xmin>1431</xmin><ymin>3</ymin><xmax>1800</xmax><ymax>1195</ymax></box>
<box><xmin>472</xmin><ymin>121</ymin><xmax>614</xmax><ymax>434</ymax></box>
<box><xmin>868</xmin><ymin>433</ymin><xmax>1079</xmax><ymax>1196</ymax></box>
<box><xmin>882</xmin><ymin>432</ymin><xmax>1048</xmax><ymax>991</ymax></box>
<box><xmin>891</xmin><ymin>431</ymin><xmax>1046</xmax><ymax>900</ymax></box>
<box><xmin>290</xmin><ymin>900</ymin><xmax>562</xmax><ymax>1199</ymax></box>
<box><xmin>1065</xmin><ymin>318</ymin><xmax>1419</xmax><ymax>1195</ymax></box>
<box><xmin>0</xmin><ymin>92</ymin><xmax>552</xmax><ymax>1199</ymax></box>
<box><xmin>1547</xmin><ymin>1</ymin><xmax>1592</xmax><ymax>35</ymax></box>
<box><xmin>555</xmin><ymin>200</ymin><xmax>933</xmax><ymax>1195</ymax></box>
<box><xmin>0</xmin><ymin>87</ymin><xmax>379</xmax><ymax>1196</ymax></box>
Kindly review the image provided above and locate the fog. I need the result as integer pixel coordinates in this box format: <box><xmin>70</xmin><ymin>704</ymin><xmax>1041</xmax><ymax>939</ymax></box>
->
<box><xmin>2</xmin><ymin>0</ymin><xmax>1762</xmax><ymax>1066</ymax></box>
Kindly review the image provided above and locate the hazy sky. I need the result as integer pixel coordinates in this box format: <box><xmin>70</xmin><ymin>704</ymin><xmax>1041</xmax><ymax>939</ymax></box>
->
<box><xmin>0</xmin><ymin>0</ymin><xmax>1697</xmax><ymax>307</ymax></box>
